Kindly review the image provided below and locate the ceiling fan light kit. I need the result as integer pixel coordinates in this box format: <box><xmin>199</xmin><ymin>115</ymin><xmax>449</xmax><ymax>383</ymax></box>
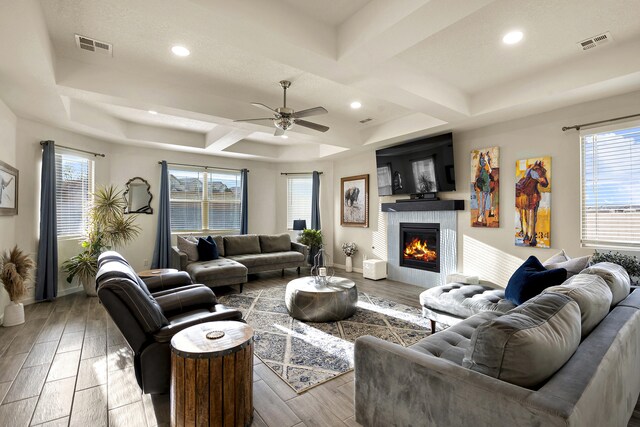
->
<box><xmin>234</xmin><ymin>80</ymin><xmax>329</xmax><ymax>136</ymax></box>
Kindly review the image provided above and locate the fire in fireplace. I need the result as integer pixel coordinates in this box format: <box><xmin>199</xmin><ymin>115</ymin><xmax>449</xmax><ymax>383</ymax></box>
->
<box><xmin>399</xmin><ymin>222</ymin><xmax>440</xmax><ymax>272</ymax></box>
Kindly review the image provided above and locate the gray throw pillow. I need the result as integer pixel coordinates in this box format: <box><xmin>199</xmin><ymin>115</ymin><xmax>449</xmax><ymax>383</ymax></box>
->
<box><xmin>580</xmin><ymin>262</ymin><xmax>630</xmax><ymax>307</ymax></box>
<box><xmin>462</xmin><ymin>292</ymin><xmax>581</xmax><ymax>388</ymax></box>
<box><xmin>543</xmin><ymin>250</ymin><xmax>591</xmax><ymax>277</ymax></box>
<box><xmin>224</xmin><ymin>235</ymin><xmax>261</xmax><ymax>256</ymax></box>
<box><xmin>177</xmin><ymin>236</ymin><xmax>199</xmax><ymax>262</ymax></box>
<box><xmin>542</xmin><ymin>273</ymin><xmax>612</xmax><ymax>337</ymax></box>
<box><xmin>259</xmin><ymin>234</ymin><xmax>291</xmax><ymax>253</ymax></box>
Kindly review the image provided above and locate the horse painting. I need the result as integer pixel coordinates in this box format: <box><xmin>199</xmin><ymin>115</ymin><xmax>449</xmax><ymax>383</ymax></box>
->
<box><xmin>515</xmin><ymin>158</ymin><xmax>551</xmax><ymax>247</ymax></box>
<box><xmin>470</xmin><ymin>147</ymin><xmax>499</xmax><ymax>227</ymax></box>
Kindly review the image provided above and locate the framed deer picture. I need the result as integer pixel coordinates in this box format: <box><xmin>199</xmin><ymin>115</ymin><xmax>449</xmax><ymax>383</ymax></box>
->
<box><xmin>0</xmin><ymin>159</ymin><xmax>18</xmax><ymax>216</ymax></box>
<box><xmin>341</xmin><ymin>174</ymin><xmax>369</xmax><ymax>227</ymax></box>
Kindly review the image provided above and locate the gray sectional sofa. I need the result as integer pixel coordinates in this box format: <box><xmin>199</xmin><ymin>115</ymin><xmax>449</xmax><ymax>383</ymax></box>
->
<box><xmin>355</xmin><ymin>263</ymin><xmax>640</xmax><ymax>427</ymax></box>
<box><xmin>171</xmin><ymin>233</ymin><xmax>308</xmax><ymax>292</ymax></box>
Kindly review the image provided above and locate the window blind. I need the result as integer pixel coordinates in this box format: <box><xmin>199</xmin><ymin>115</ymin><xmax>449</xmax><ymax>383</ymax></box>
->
<box><xmin>55</xmin><ymin>152</ymin><xmax>94</xmax><ymax>237</ymax></box>
<box><xmin>287</xmin><ymin>175</ymin><xmax>312</xmax><ymax>229</ymax></box>
<box><xmin>169</xmin><ymin>167</ymin><xmax>242</xmax><ymax>232</ymax></box>
<box><xmin>581</xmin><ymin>124</ymin><xmax>640</xmax><ymax>248</ymax></box>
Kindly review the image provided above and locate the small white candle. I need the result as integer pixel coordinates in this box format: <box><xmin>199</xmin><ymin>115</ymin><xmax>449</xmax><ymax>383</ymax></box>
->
<box><xmin>319</xmin><ymin>267</ymin><xmax>327</xmax><ymax>277</ymax></box>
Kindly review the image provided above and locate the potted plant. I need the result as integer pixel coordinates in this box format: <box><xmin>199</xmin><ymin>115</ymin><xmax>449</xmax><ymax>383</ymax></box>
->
<box><xmin>591</xmin><ymin>250</ymin><xmax>640</xmax><ymax>285</ymax></box>
<box><xmin>62</xmin><ymin>185</ymin><xmax>140</xmax><ymax>296</ymax></box>
<box><xmin>341</xmin><ymin>242</ymin><xmax>358</xmax><ymax>273</ymax></box>
<box><xmin>297</xmin><ymin>228</ymin><xmax>323</xmax><ymax>265</ymax></box>
<box><xmin>1</xmin><ymin>246</ymin><xmax>35</xmax><ymax>327</ymax></box>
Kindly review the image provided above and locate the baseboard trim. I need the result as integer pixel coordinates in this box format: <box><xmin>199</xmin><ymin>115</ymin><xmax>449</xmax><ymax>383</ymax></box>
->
<box><xmin>333</xmin><ymin>264</ymin><xmax>363</xmax><ymax>274</ymax></box>
<box><xmin>20</xmin><ymin>285</ymin><xmax>85</xmax><ymax>306</ymax></box>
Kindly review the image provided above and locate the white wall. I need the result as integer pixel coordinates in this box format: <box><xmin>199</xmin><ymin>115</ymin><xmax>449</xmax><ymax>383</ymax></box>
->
<box><xmin>333</xmin><ymin>90</ymin><xmax>640</xmax><ymax>286</ymax></box>
<box><xmin>0</xmin><ymin>100</ymin><xmax>17</xmax><ymax>324</ymax></box>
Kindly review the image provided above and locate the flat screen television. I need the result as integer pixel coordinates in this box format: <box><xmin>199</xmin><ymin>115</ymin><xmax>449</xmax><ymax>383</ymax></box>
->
<box><xmin>375</xmin><ymin>132</ymin><xmax>455</xmax><ymax>196</ymax></box>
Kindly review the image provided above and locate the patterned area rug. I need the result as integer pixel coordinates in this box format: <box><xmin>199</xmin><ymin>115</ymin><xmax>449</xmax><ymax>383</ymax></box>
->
<box><xmin>217</xmin><ymin>285</ymin><xmax>430</xmax><ymax>393</ymax></box>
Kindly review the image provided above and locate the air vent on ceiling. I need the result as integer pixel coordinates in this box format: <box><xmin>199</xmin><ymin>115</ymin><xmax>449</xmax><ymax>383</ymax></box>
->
<box><xmin>75</xmin><ymin>34</ymin><xmax>113</xmax><ymax>56</ymax></box>
<box><xmin>359</xmin><ymin>118</ymin><xmax>373</xmax><ymax>124</ymax></box>
<box><xmin>577</xmin><ymin>31</ymin><xmax>613</xmax><ymax>51</ymax></box>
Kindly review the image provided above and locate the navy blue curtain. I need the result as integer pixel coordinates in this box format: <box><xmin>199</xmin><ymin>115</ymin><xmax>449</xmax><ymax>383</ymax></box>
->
<box><xmin>35</xmin><ymin>140</ymin><xmax>58</xmax><ymax>301</ymax></box>
<box><xmin>152</xmin><ymin>161</ymin><xmax>171</xmax><ymax>268</ymax></box>
<box><xmin>240</xmin><ymin>168</ymin><xmax>248</xmax><ymax>234</ymax></box>
<box><xmin>311</xmin><ymin>171</ymin><xmax>321</xmax><ymax>230</ymax></box>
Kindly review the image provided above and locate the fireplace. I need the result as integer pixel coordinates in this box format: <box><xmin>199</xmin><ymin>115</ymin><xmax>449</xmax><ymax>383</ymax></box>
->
<box><xmin>399</xmin><ymin>222</ymin><xmax>440</xmax><ymax>273</ymax></box>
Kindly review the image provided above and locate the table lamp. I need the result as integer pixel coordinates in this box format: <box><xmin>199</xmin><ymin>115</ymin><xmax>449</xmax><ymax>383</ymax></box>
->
<box><xmin>293</xmin><ymin>219</ymin><xmax>307</xmax><ymax>231</ymax></box>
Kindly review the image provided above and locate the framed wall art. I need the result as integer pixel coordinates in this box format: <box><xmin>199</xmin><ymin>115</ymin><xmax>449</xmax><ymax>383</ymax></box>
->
<box><xmin>515</xmin><ymin>156</ymin><xmax>551</xmax><ymax>248</ymax></box>
<box><xmin>470</xmin><ymin>146</ymin><xmax>499</xmax><ymax>228</ymax></box>
<box><xmin>0</xmin><ymin>159</ymin><xmax>18</xmax><ymax>216</ymax></box>
<box><xmin>341</xmin><ymin>174</ymin><xmax>369</xmax><ymax>227</ymax></box>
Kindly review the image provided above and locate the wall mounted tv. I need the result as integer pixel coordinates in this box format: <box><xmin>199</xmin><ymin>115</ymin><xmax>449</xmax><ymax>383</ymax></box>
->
<box><xmin>375</xmin><ymin>132</ymin><xmax>455</xmax><ymax>196</ymax></box>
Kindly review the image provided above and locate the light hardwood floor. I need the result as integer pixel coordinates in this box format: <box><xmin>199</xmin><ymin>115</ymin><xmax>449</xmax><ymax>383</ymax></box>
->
<box><xmin>0</xmin><ymin>269</ymin><xmax>638</xmax><ymax>427</ymax></box>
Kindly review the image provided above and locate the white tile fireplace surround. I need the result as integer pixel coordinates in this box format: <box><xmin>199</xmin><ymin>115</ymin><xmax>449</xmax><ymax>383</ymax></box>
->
<box><xmin>386</xmin><ymin>210</ymin><xmax>457</xmax><ymax>288</ymax></box>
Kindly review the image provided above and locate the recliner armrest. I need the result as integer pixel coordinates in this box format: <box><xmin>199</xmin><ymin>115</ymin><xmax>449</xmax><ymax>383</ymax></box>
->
<box><xmin>155</xmin><ymin>285</ymin><xmax>217</xmax><ymax>317</ymax></box>
<box><xmin>153</xmin><ymin>304</ymin><xmax>244</xmax><ymax>342</ymax></box>
<box><xmin>143</xmin><ymin>271</ymin><xmax>193</xmax><ymax>292</ymax></box>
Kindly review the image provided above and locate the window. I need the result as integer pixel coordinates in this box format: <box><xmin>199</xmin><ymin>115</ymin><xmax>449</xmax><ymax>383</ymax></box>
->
<box><xmin>169</xmin><ymin>167</ymin><xmax>242</xmax><ymax>232</ymax></box>
<box><xmin>581</xmin><ymin>123</ymin><xmax>640</xmax><ymax>248</ymax></box>
<box><xmin>56</xmin><ymin>152</ymin><xmax>94</xmax><ymax>237</ymax></box>
<box><xmin>287</xmin><ymin>175</ymin><xmax>312</xmax><ymax>229</ymax></box>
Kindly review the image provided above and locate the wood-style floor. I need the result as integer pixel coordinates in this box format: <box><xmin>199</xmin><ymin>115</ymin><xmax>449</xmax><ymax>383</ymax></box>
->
<box><xmin>0</xmin><ymin>269</ymin><xmax>639</xmax><ymax>427</ymax></box>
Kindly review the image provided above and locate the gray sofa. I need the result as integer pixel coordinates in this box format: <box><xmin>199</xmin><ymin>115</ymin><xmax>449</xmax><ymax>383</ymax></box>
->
<box><xmin>171</xmin><ymin>233</ymin><xmax>308</xmax><ymax>292</ymax></box>
<box><xmin>355</xmin><ymin>263</ymin><xmax>640</xmax><ymax>426</ymax></box>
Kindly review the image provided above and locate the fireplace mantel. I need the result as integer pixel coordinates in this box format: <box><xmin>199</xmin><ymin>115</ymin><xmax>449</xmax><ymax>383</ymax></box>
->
<box><xmin>381</xmin><ymin>199</ymin><xmax>464</xmax><ymax>212</ymax></box>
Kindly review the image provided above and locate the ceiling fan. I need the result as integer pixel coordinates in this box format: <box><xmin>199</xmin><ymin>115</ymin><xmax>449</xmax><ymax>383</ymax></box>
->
<box><xmin>234</xmin><ymin>80</ymin><xmax>329</xmax><ymax>137</ymax></box>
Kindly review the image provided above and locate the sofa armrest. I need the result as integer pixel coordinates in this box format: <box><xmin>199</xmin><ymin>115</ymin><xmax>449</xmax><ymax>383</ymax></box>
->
<box><xmin>171</xmin><ymin>246</ymin><xmax>188</xmax><ymax>270</ymax></box>
<box><xmin>155</xmin><ymin>285</ymin><xmax>217</xmax><ymax>317</ymax></box>
<box><xmin>291</xmin><ymin>241</ymin><xmax>309</xmax><ymax>257</ymax></box>
<box><xmin>153</xmin><ymin>304</ymin><xmax>244</xmax><ymax>342</ymax></box>
<box><xmin>143</xmin><ymin>271</ymin><xmax>193</xmax><ymax>293</ymax></box>
<box><xmin>354</xmin><ymin>335</ymin><xmax>570</xmax><ymax>427</ymax></box>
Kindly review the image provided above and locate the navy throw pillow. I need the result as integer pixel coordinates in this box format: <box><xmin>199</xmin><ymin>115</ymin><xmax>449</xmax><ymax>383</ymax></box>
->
<box><xmin>197</xmin><ymin>237</ymin><xmax>217</xmax><ymax>261</ymax></box>
<box><xmin>206</xmin><ymin>236</ymin><xmax>219</xmax><ymax>260</ymax></box>
<box><xmin>505</xmin><ymin>256</ymin><xmax>567</xmax><ymax>305</ymax></box>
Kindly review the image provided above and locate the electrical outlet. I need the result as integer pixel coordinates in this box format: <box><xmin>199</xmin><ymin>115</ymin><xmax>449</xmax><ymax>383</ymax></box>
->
<box><xmin>144</xmin><ymin>259</ymin><xmax>149</xmax><ymax>267</ymax></box>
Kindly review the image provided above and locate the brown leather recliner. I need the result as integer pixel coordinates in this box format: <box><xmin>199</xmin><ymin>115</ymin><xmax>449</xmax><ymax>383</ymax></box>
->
<box><xmin>96</xmin><ymin>251</ymin><xmax>243</xmax><ymax>394</ymax></box>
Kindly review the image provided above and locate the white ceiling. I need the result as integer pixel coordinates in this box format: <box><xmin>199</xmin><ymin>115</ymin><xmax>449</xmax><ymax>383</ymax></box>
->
<box><xmin>0</xmin><ymin>0</ymin><xmax>638</xmax><ymax>162</ymax></box>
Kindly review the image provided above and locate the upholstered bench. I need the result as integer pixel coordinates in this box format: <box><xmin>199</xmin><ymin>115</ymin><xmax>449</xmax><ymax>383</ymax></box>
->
<box><xmin>419</xmin><ymin>277</ymin><xmax>515</xmax><ymax>331</ymax></box>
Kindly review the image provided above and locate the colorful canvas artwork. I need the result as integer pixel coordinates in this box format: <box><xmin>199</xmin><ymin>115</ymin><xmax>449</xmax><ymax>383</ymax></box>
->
<box><xmin>470</xmin><ymin>147</ymin><xmax>499</xmax><ymax>227</ymax></box>
<box><xmin>515</xmin><ymin>156</ymin><xmax>551</xmax><ymax>248</ymax></box>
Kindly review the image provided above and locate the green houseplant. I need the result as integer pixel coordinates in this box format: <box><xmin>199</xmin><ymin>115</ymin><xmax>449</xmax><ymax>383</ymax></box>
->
<box><xmin>591</xmin><ymin>250</ymin><xmax>640</xmax><ymax>284</ymax></box>
<box><xmin>297</xmin><ymin>228</ymin><xmax>323</xmax><ymax>265</ymax></box>
<box><xmin>1</xmin><ymin>246</ymin><xmax>35</xmax><ymax>326</ymax></box>
<box><xmin>62</xmin><ymin>185</ymin><xmax>140</xmax><ymax>296</ymax></box>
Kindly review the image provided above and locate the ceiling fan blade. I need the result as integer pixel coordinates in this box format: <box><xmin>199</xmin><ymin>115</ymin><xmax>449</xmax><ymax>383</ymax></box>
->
<box><xmin>293</xmin><ymin>106</ymin><xmax>328</xmax><ymax>119</ymax></box>
<box><xmin>233</xmin><ymin>118</ymin><xmax>275</xmax><ymax>123</ymax></box>
<box><xmin>294</xmin><ymin>119</ymin><xmax>329</xmax><ymax>133</ymax></box>
<box><xmin>251</xmin><ymin>102</ymin><xmax>277</xmax><ymax>113</ymax></box>
<box><xmin>274</xmin><ymin>127</ymin><xmax>285</xmax><ymax>137</ymax></box>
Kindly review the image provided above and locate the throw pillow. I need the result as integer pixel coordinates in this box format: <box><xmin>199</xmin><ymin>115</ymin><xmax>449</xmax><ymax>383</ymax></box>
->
<box><xmin>206</xmin><ymin>235</ymin><xmax>220</xmax><ymax>260</ymax></box>
<box><xmin>580</xmin><ymin>262</ymin><xmax>630</xmax><ymax>307</ymax></box>
<box><xmin>462</xmin><ymin>292</ymin><xmax>581</xmax><ymax>388</ymax></box>
<box><xmin>505</xmin><ymin>256</ymin><xmax>567</xmax><ymax>305</ymax></box>
<box><xmin>542</xmin><ymin>250</ymin><xmax>591</xmax><ymax>278</ymax></box>
<box><xmin>197</xmin><ymin>237</ymin><xmax>217</xmax><ymax>261</ymax></box>
<box><xmin>177</xmin><ymin>235</ymin><xmax>199</xmax><ymax>262</ymax></box>
<box><xmin>543</xmin><ymin>249</ymin><xmax>570</xmax><ymax>265</ymax></box>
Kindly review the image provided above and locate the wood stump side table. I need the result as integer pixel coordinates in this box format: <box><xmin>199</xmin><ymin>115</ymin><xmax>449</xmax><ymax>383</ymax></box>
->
<box><xmin>170</xmin><ymin>321</ymin><xmax>254</xmax><ymax>427</ymax></box>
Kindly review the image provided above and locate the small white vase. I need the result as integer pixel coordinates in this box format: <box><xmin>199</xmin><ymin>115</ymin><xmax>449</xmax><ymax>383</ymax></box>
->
<box><xmin>345</xmin><ymin>256</ymin><xmax>353</xmax><ymax>273</ymax></box>
<box><xmin>3</xmin><ymin>302</ymin><xmax>25</xmax><ymax>327</ymax></box>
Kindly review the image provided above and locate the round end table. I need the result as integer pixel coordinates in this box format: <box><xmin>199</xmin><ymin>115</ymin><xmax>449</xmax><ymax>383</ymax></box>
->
<box><xmin>170</xmin><ymin>321</ymin><xmax>254</xmax><ymax>427</ymax></box>
<box><xmin>285</xmin><ymin>276</ymin><xmax>358</xmax><ymax>322</ymax></box>
<box><xmin>137</xmin><ymin>268</ymin><xmax>178</xmax><ymax>278</ymax></box>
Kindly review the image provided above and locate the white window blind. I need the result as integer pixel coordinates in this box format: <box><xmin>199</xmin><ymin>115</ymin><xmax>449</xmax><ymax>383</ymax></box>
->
<box><xmin>287</xmin><ymin>175</ymin><xmax>312</xmax><ymax>229</ymax></box>
<box><xmin>581</xmin><ymin>123</ymin><xmax>640</xmax><ymax>248</ymax></box>
<box><xmin>169</xmin><ymin>167</ymin><xmax>242</xmax><ymax>232</ymax></box>
<box><xmin>55</xmin><ymin>152</ymin><xmax>94</xmax><ymax>237</ymax></box>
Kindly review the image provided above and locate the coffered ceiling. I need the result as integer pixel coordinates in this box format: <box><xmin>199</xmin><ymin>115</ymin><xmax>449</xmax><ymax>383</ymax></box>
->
<box><xmin>0</xmin><ymin>0</ymin><xmax>639</xmax><ymax>161</ymax></box>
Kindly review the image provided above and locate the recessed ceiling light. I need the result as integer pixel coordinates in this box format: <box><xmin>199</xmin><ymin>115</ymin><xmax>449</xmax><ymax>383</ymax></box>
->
<box><xmin>502</xmin><ymin>31</ymin><xmax>523</xmax><ymax>45</ymax></box>
<box><xmin>281</xmin><ymin>134</ymin><xmax>288</xmax><ymax>139</ymax></box>
<box><xmin>171</xmin><ymin>45</ymin><xmax>190</xmax><ymax>57</ymax></box>
<box><xmin>148</xmin><ymin>110</ymin><xmax>158</xmax><ymax>115</ymax></box>
<box><xmin>350</xmin><ymin>101</ymin><xmax>362</xmax><ymax>109</ymax></box>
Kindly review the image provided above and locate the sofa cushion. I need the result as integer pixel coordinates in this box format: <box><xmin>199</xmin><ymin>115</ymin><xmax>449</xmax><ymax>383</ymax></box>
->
<box><xmin>542</xmin><ymin>273</ymin><xmax>612</xmax><ymax>338</ymax></box>
<box><xmin>197</xmin><ymin>237</ymin><xmax>218</xmax><ymax>261</ymax></box>
<box><xmin>542</xmin><ymin>250</ymin><xmax>591</xmax><ymax>278</ymax></box>
<box><xmin>419</xmin><ymin>284</ymin><xmax>515</xmax><ymax>319</ymax></box>
<box><xmin>580</xmin><ymin>262</ymin><xmax>630</xmax><ymax>307</ymax></box>
<box><xmin>462</xmin><ymin>292</ymin><xmax>581</xmax><ymax>388</ymax></box>
<box><xmin>505</xmin><ymin>256</ymin><xmax>567</xmax><ymax>305</ymax></box>
<box><xmin>226</xmin><ymin>251</ymin><xmax>305</xmax><ymax>268</ymax></box>
<box><xmin>186</xmin><ymin>258</ymin><xmax>247</xmax><ymax>283</ymax></box>
<box><xmin>177</xmin><ymin>236</ymin><xmax>199</xmax><ymax>262</ymax></box>
<box><xmin>259</xmin><ymin>233</ymin><xmax>291</xmax><ymax>253</ymax></box>
<box><xmin>224</xmin><ymin>235</ymin><xmax>261</xmax><ymax>256</ymax></box>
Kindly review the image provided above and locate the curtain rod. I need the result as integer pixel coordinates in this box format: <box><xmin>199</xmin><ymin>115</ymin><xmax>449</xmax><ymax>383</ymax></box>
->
<box><xmin>158</xmin><ymin>161</ymin><xmax>248</xmax><ymax>172</ymax></box>
<box><xmin>280</xmin><ymin>172</ymin><xmax>323</xmax><ymax>175</ymax></box>
<box><xmin>40</xmin><ymin>141</ymin><xmax>106</xmax><ymax>158</ymax></box>
<box><xmin>562</xmin><ymin>113</ymin><xmax>640</xmax><ymax>132</ymax></box>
